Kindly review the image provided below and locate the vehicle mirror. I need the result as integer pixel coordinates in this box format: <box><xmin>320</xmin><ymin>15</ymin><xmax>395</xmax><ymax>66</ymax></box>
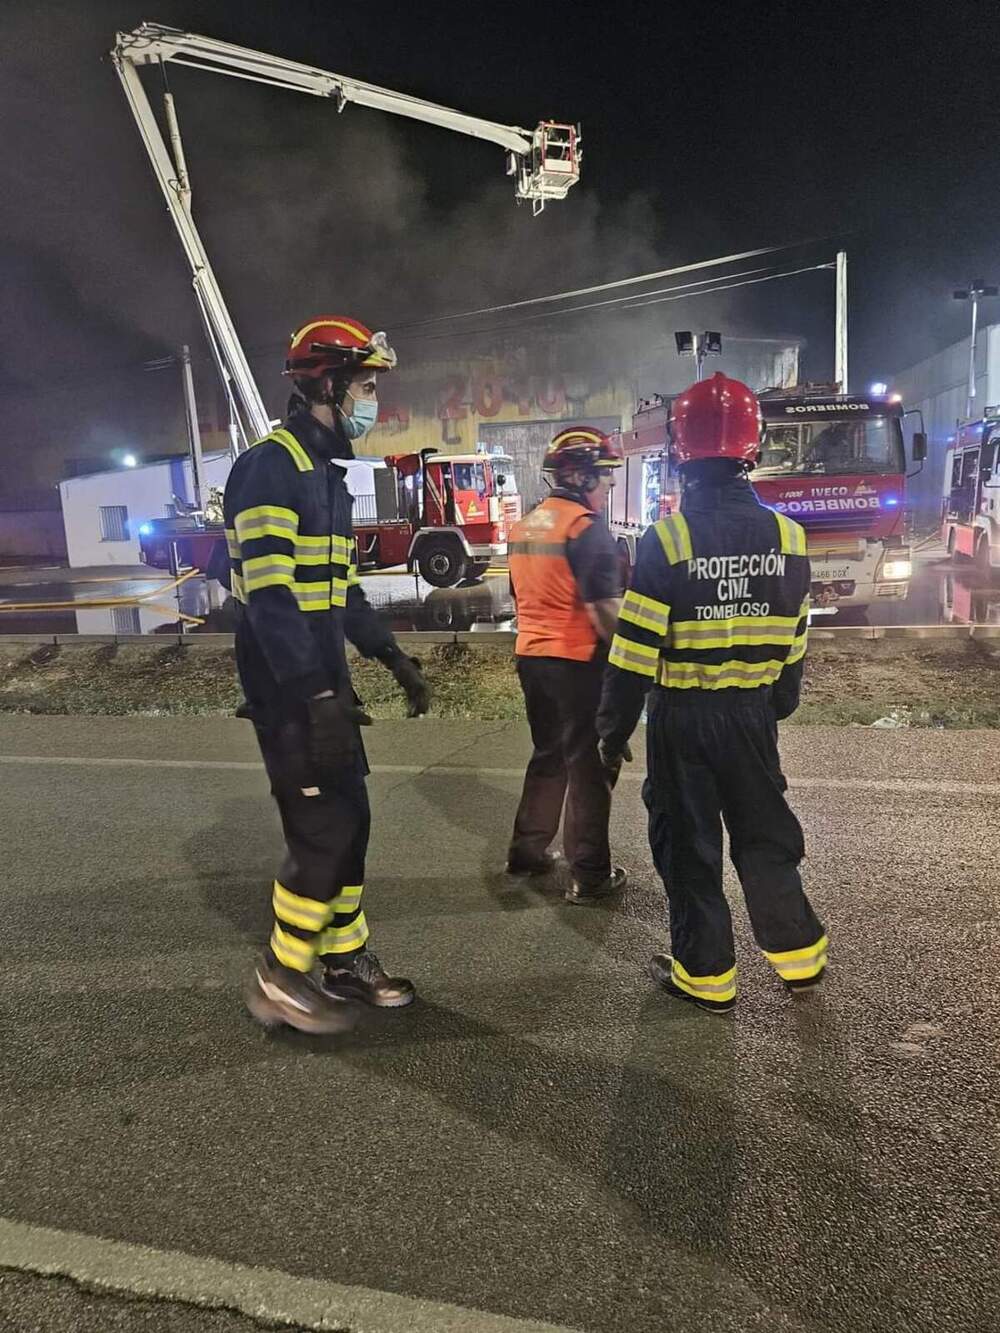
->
<box><xmin>496</xmin><ymin>473</ymin><xmax>507</xmax><ymax>489</ymax></box>
<box><xmin>912</xmin><ymin>431</ymin><xmax>927</xmax><ymax>462</ymax></box>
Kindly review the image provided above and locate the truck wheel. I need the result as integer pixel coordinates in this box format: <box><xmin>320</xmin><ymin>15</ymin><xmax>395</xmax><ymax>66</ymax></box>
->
<box><xmin>975</xmin><ymin>533</ymin><xmax>995</xmax><ymax>580</ymax></box>
<box><xmin>417</xmin><ymin>539</ymin><xmax>465</xmax><ymax>588</ymax></box>
<box><xmin>463</xmin><ymin>561</ymin><xmax>489</xmax><ymax>584</ymax></box>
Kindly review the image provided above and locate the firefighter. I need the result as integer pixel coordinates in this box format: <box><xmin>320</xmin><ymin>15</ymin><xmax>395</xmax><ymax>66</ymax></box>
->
<box><xmin>225</xmin><ymin>316</ymin><xmax>431</xmax><ymax>1034</ymax></box>
<box><xmin>598</xmin><ymin>373</ymin><xmax>827</xmax><ymax>1011</ymax></box>
<box><xmin>506</xmin><ymin>426</ymin><xmax>628</xmax><ymax>904</ymax></box>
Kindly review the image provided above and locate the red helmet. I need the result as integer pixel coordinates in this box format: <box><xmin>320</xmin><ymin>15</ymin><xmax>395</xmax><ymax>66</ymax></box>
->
<box><xmin>284</xmin><ymin>316</ymin><xmax>397</xmax><ymax>380</ymax></box>
<box><xmin>669</xmin><ymin>372</ymin><xmax>762</xmax><ymax>465</ymax></box>
<box><xmin>542</xmin><ymin>426</ymin><xmax>624</xmax><ymax>475</ymax></box>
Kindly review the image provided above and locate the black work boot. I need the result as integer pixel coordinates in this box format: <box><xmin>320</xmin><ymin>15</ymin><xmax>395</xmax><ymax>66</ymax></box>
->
<box><xmin>783</xmin><ymin>969</ymin><xmax>827</xmax><ymax>994</ymax></box>
<box><xmin>564</xmin><ymin>865</ymin><xmax>627</xmax><ymax>905</ymax></box>
<box><xmin>245</xmin><ymin>956</ymin><xmax>358</xmax><ymax>1034</ymax></box>
<box><xmin>648</xmin><ymin>954</ymin><xmax>735</xmax><ymax>1015</ymax></box>
<box><xmin>505</xmin><ymin>850</ymin><xmax>562</xmax><ymax>877</ymax></box>
<box><xmin>322</xmin><ymin>950</ymin><xmax>416</xmax><ymax>1008</ymax></box>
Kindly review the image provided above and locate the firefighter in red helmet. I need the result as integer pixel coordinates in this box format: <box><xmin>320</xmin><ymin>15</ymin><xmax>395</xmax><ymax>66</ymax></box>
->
<box><xmin>224</xmin><ymin>316</ymin><xmax>430</xmax><ymax>1034</ymax></box>
<box><xmin>505</xmin><ymin>426</ymin><xmax>629</xmax><ymax>903</ymax></box>
<box><xmin>598</xmin><ymin>372</ymin><xmax>827</xmax><ymax>1011</ymax></box>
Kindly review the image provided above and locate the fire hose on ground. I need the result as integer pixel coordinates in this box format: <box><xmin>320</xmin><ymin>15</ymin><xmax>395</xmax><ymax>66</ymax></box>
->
<box><xmin>0</xmin><ymin>569</ymin><xmax>205</xmax><ymax>625</ymax></box>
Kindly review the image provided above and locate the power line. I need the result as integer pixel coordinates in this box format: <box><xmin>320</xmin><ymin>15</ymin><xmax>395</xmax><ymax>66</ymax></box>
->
<box><xmin>415</xmin><ymin>261</ymin><xmax>836</xmax><ymax>343</ymax></box>
<box><xmin>391</xmin><ymin>238</ymin><xmax>828</xmax><ymax>329</ymax></box>
<box><xmin>619</xmin><ymin>261</ymin><xmax>835</xmax><ymax>310</ymax></box>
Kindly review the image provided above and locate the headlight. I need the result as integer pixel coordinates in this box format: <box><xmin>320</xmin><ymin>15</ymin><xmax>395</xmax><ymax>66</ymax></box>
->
<box><xmin>881</xmin><ymin>558</ymin><xmax>911</xmax><ymax>581</ymax></box>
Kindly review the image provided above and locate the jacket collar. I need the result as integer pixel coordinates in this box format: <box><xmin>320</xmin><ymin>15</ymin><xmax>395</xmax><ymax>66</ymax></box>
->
<box><xmin>285</xmin><ymin>409</ymin><xmax>352</xmax><ymax>463</ymax></box>
<box><xmin>549</xmin><ymin>485</ymin><xmax>595</xmax><ymax>510</ymax></box>
<box><xmin>680</xmin><ymin>474</ymin><xmax>761</xmax><ymax>515</ymax></box>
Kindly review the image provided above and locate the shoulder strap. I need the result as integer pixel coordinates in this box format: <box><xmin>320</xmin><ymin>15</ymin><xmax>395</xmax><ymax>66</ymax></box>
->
<box><xmin>773</xmin><ymin>510</ymin><xmax>807</xmax><ymax>556</ymax></box>
<box><xmin>254</xmin><ymin>427</ymin><xmax>314</xmax><ymax>473</ymax></box>
<box><xmin>653</xmin><ymin>512</ymin><xmax>693</xmax><ymax>566</ymax></box>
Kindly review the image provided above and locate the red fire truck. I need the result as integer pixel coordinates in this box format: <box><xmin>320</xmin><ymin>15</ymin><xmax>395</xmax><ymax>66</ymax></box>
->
<box><xmin>608</xmin><ymin>385</ymin><xmax>927</xmax><ymax>614</ymax></box>
<box><xmin>941</xmin><ymin>411</ymin><xmax>1000</xmax><ymax>577</ymax></box>
<box><xmin>139</xmin><ymin>450</ymin><xmax>521</xmax><ymax>588</ymax></box>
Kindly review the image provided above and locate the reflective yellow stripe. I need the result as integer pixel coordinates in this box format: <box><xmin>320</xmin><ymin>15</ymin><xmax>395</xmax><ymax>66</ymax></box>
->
<box><xmin>348</xmin><ymin>563</ymin><xmax>361</xmax><ymax>588</ymax></box>
<box><xmin>786</xmin><ymin>636</ymin><xmax>807</xmax><ymax>665</ymax></box>
<box><xmin>609</xmin><ymin>633</ymin><xmax>659</xmax><ymax>677</ymax></box>
<box><xmin>671</xmin><ymin>957</ymin><xmax>737</xmax><ymax>1002</ymax></box>
<box><xmin>653</xmin><ymin>514</ymin><xmax>693</xmax><ymax>565</ymax></box>
<box><xmin>331</xmin><ymin>535</ymin><xmax>353</xmax><ymax>561</ymax></box>
<box><xmin>225</xmin><ymin>528</ymin><xmax>240</xmax><ymax>559</ymax></box>
<box><xmin>293</xmin><ymin>584</ymin><xmax>332</xmax><ymax>611</ymax></box>
<box><xmin>243</xmin><ymin>554</ymin><xmax>296</xmax><ymax>593</ymax></box>
<box><xmin>231</xmin><ymin>570</ymin><xmax>245</xmax><ymax>602</ymax></box>
<box><xmin>317</xmin><ymin>911</ymin><xmax>370</xmax><ymax>955</ymax></box>
<box><xmin>656</xmin><ymin>658</ymin><xmax>786</xmax><ymax>690</ymax></box>
<box><xmin>265</xmin><ymin>428</ymin><xmax>313</xmax><ymax>472</ymax></box>
<box><xmin>774</xmin><ymin>511</ymin><xmax>807</xmax><ymax>556</ymax></box>
<box><xmin>290</xmin><ymin>578</ymin><xmax>350</xmax><ymax>612</ymax></box>
<box><xmin>619</xmin><ymin>590</ymin><xmax>671</xmax><ymax>635</ymax></box>
<box><xmin>329</xmin><ymin>883</ymin><xmax>364</xmax><ymax>916</ymax></box>
<box><xmin>764</xmin><ymin>935</ymin><xmax>829</xmax><ymax>981</ymax></box>
<box><xmin>272</xmin><ymin>881</ymin><xmax>335</xmax><ymax>932</ymax></box>
<box><xmin>234</xmin><ymin>505</ymin><xmax>299</xmax><ymax>545</ymax></box>
<box><xmin>269</xmin><ymin>923</ymin><xmax>317</xmax><ymax>973</ymax></box>
<box><xmin>670</xmin><ymin>613</ymin><xmax>801</xmax><ymax>651</ymax></box>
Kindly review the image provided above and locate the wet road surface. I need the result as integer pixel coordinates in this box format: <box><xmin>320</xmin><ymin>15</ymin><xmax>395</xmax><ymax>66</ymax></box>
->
<box><xmin>0</xmin><ymin>548</ymin><xmax>997</xmax><ymax>636</ymax></box>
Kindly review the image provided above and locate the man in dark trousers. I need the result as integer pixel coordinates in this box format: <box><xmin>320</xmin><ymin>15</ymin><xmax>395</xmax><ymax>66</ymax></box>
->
<box><xmin>225</xmin><ymin>315</ymin><xmax>430</xmax><ymax>1034</ymax></box>
<box><xmin>506</xmin><ymin>427</ymin><xmax>628</xmax><ymax>904</ymax></box>
<box><xmin>598</xmin><ymin>373</ymin><xmax>827</xmax><ymax>1011</ymax></box>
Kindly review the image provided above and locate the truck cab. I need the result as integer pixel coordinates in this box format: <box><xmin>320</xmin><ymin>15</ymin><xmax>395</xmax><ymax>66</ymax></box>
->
<box><xmin>942</xmin><ymin>411</ymin><xmax>1000</xmax><ymax>577</ymax></box>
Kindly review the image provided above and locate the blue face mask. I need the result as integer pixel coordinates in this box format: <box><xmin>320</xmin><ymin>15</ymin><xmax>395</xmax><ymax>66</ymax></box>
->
<box><xmin>340</xmin><ymin>392</ymin><xmax>379</xmax><ymax>441</ymax></box>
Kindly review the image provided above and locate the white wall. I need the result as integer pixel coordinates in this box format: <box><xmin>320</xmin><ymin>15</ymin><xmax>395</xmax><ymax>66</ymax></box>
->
<box><xmin>59</xmin><ymin>451</ymin><xmax>379</xmax><ymax>569</ymax></box>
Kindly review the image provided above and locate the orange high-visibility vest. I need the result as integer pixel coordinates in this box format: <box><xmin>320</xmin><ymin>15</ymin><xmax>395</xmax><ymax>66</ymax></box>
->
<box><xmin>508</xmin><ymin>496</ymin><xmax>598</xmax><ymax>660</ymax></box>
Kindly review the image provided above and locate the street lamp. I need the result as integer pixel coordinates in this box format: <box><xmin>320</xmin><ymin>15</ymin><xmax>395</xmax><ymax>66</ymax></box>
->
<box><xmin>675</xmin><ymin>330</ymin><xmax>722</xmax><ymax>382</ymax></box>
<box><xmin>954</xmin><ymin>280</ymin><xmax>998</xmax><ymax>418</ymax></box>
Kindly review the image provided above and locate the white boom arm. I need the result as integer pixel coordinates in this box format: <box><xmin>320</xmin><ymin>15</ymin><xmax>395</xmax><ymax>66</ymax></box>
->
<box><xmin>112</xmin><ymin>22</ymin><xmax>581</xmax><ymax>449</ymax></box>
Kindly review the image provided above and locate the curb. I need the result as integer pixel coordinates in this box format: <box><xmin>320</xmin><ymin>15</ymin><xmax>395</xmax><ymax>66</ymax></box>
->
<box><xmin>3</xmin><ymin>626</ymin><xmax>1000</xmax><ymax>651</ymax></box>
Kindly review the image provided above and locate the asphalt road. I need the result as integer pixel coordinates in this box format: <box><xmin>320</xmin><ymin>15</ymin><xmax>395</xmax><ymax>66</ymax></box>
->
<box><xmin>0</xmin><ymin>715</ymin><xmax>997</xmax><ymax>1332</ymax></box>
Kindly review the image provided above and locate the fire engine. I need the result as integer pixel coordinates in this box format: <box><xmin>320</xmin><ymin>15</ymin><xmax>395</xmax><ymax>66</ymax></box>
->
<box><xmin>139</xmin><ymin>450</ymin><xmax>521</xmax><ymax>588</ymax></box>
<box><xmin>608</xmin><ymin>384</ymin><xmax>927</xmax><ymax>613</ymax></box>
<box><xmin>941</xmin><ymin>409</ymin><xmax>1000</xmax><ymax>577</ymax></box>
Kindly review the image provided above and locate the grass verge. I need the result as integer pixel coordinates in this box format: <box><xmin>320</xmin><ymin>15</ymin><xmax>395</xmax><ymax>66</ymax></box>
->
<box><xmin>1</xmin><ymin>638</ymin><xmax>999</xmax><ymax>727</ymax></box>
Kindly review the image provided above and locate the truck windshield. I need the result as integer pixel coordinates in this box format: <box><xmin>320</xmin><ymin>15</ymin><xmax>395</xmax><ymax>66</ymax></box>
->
<box><xmin>754</xmin><ymin>416</ymin><xmax>905</xmax><ymax>478</ymax></box>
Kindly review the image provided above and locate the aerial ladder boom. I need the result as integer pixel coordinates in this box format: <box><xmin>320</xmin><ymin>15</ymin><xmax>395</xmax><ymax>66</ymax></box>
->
<box><xmin>111</xmin><ymin>22</ymin><xmax>582</xmax><ymax>450</ymax></box>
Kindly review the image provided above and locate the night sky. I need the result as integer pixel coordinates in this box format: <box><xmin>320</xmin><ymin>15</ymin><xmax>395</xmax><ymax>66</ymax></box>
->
<box><xmin>2</xmin><ymin>0</ymin><xmax>997</xmax><ymax>490</ymax></box>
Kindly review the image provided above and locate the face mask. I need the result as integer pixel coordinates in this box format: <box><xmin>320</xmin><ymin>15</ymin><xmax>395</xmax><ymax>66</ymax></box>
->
<box><xmin>339</xmin><ymin>391</ymin><xmax>379</xmax><ymax>441</ymax></box>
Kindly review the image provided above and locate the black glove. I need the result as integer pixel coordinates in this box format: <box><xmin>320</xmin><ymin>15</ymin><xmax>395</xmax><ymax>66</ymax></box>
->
<box><xmin>598</xmin><ymin>737</ymin><xmax>633</xmax><ymax>783</ymax></box>
<box><xmin>306</xmin><ymin>693</ymin><xmax>372</xmax><ymax>774</ymax></box>
<box><xmin>388</xmin><ymin>655</ymin><xmax>431</xmax><ymax>717</ymax></box>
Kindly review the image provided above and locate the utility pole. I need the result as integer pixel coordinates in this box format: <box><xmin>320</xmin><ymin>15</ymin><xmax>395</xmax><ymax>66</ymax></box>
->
<box><xmin>954</xmin><ymin>280</ymin><xmax>998</xmax><ymax>418</ymax></box>
<box><xmin>835</xmin><ymin>251</ymin><xmax>848</xmax><ymax>394</ymax></box>
<box><xmin>180</xmin><ymin>344</ymin><xmax>207</xmax><ymax>513</ymax></box>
